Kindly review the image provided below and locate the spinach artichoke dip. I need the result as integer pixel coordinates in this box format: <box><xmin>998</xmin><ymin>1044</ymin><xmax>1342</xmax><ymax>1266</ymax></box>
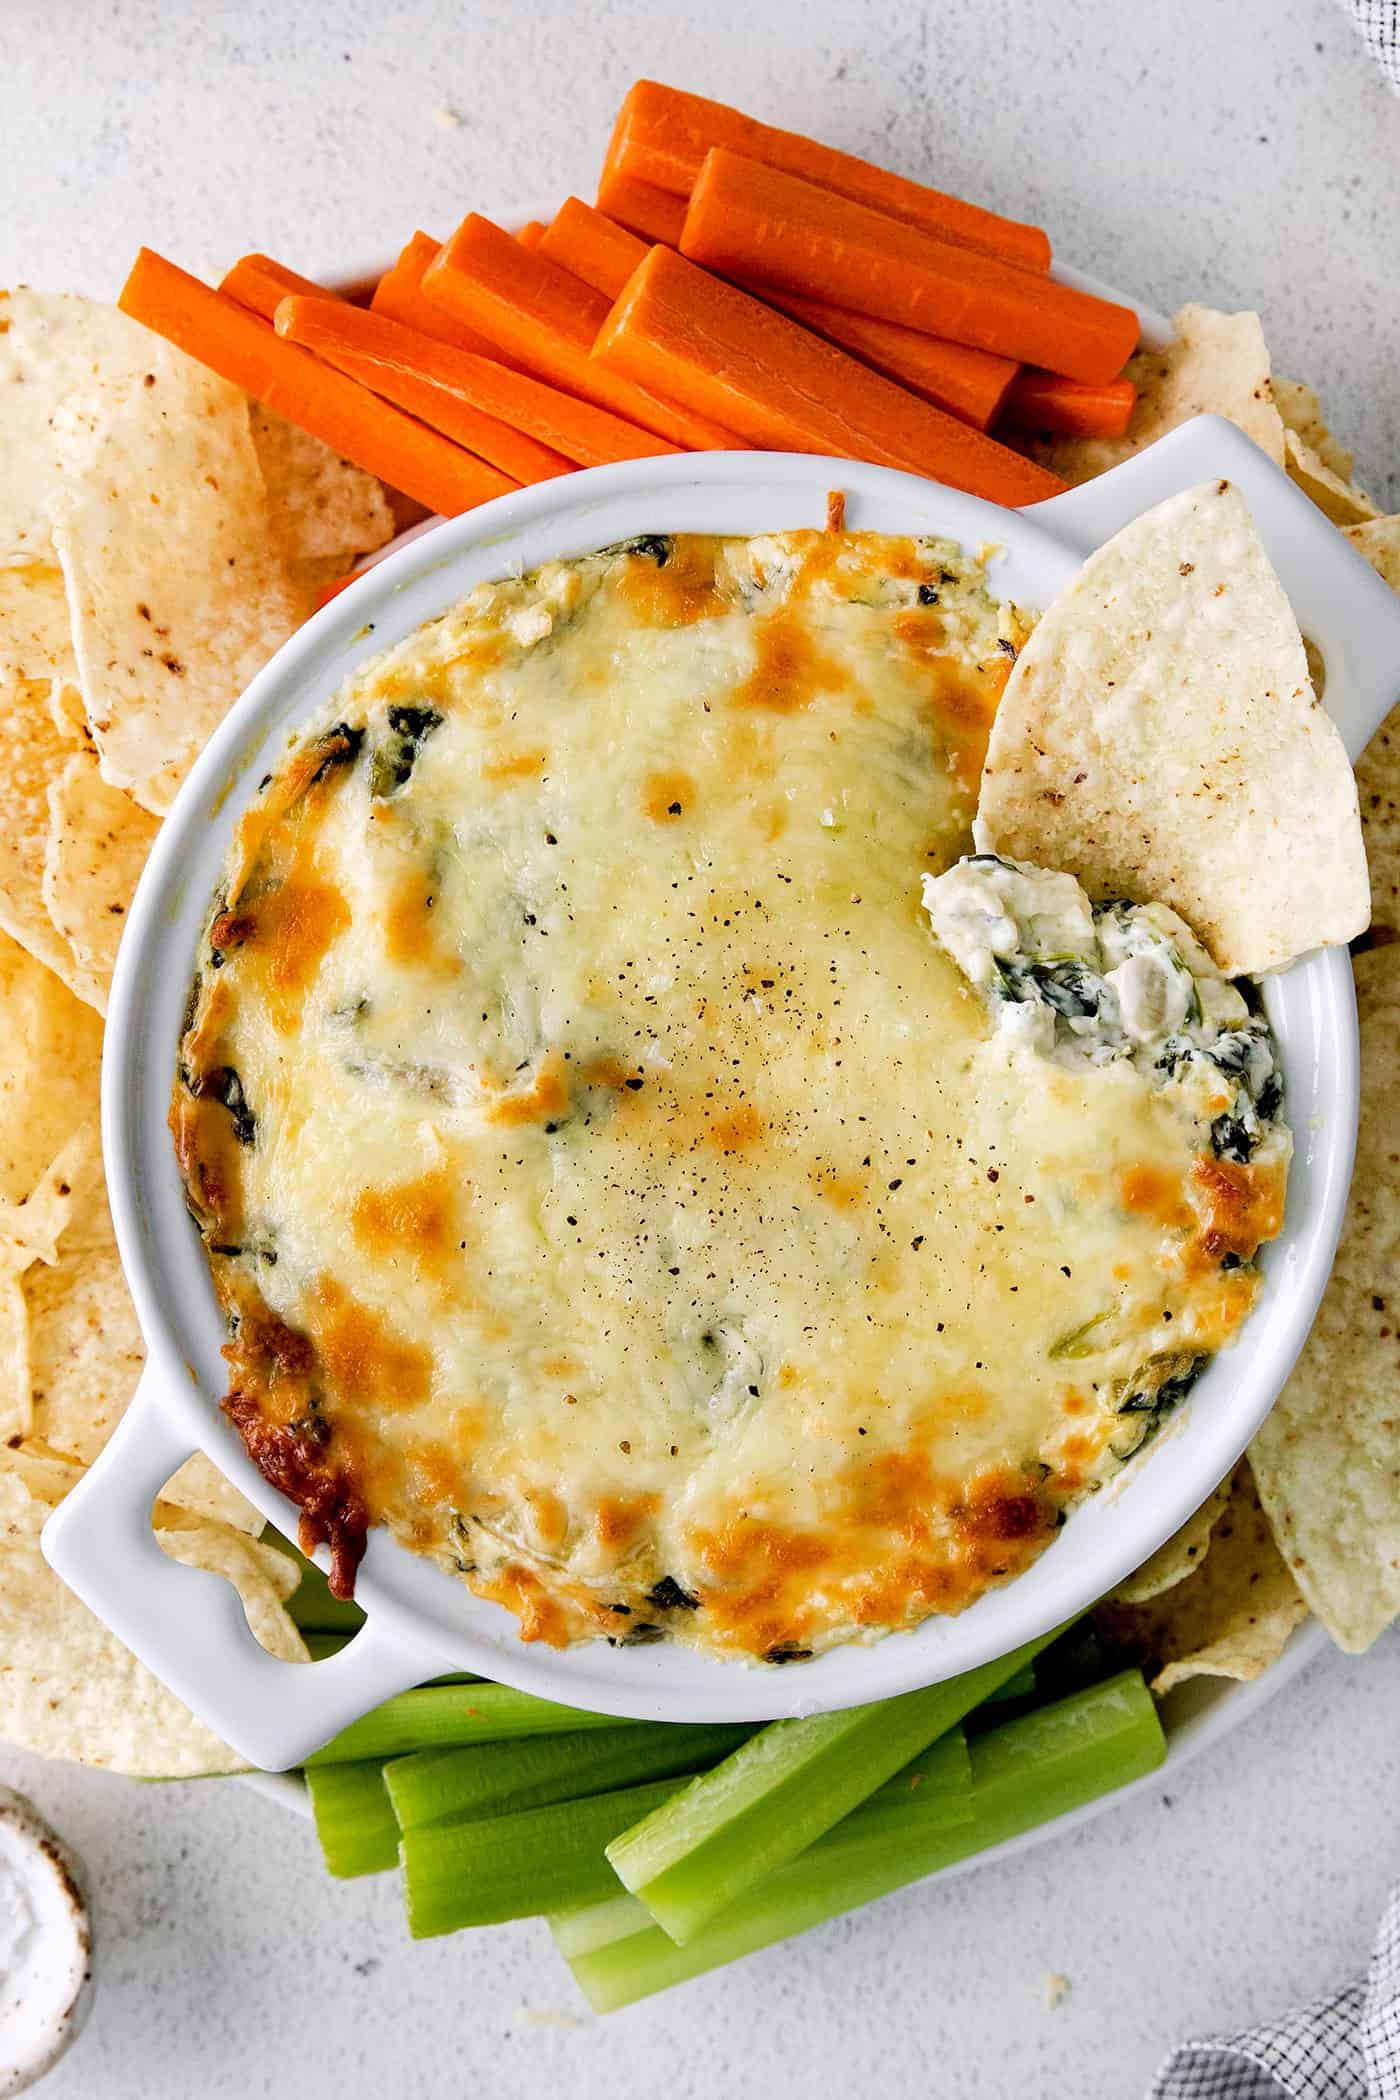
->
<box><xmin>172</xmin><ymin>529</ymin><xmax>1289</xmax><ymax>1661</ymax></box>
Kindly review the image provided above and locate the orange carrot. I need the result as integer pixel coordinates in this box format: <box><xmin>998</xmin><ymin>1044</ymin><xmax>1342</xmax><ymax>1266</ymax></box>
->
<box><xmin>118</xmin><ymin>249</ymin><xmax>519</xmax><ymax>518</ymax></box>
<box><xmin>746</xmin><ymin>287</ymin><xmax>1016</xmax><ymax>430</ymax></box>
<box><xmin>275</xmin><ymin>297</ymin><xmax>577</xmax><ymax>485</ymax></box>
<box><xmin>315</xmin><ymin>570</ymin><xmax>360</xmax><ymax>609</ymax></box>
<box><xmin>605</xmin><ymin>80</ymin><xmax>1050</xmax><ymax>272</ymax></box>
<box><xmin>423</xmin><ymin>214</ymin><xmax>748</xmax><ymax>452</ymax></box>
<box><xmin>517</xmin><ymin>220</ymin><xmax>548</xmax><ymax>249</ymax></box>
<box><xmin>682</xmin><ymin>151</ymin><xmax>1138</xmax><ymax>385</ymax></box>
<box><xmin>221</xmin><ymin>253</ymin><xmax>335</xmax><ymax>321</ymax></box>
<box><xmin>593</xmin><ymin>246</ymin><xmax>1064</xmax><ymax>506</ymax></box>
<box><xmin>1002</xmin><ymin>367</ymin><xmax>1136</xmax><ymax>438</ymax></box>
<box><xmin>596</xmin><ymin>164</ymin><xmax>688</xmax><ymax>245</ymax></box>
<box><xmin>371</xmin><ymin>232</ymin><xmax>501</xmax><ymax>359</ymax></box>
<box><xmin>276</xmin><ymin>296</ymin><xmax>678</xmax><ymax>472</ymax></box>
<box><xmin>539</xmin><ymin>198</ymin><xmax>647</xmax><ymax>301</ymax></box>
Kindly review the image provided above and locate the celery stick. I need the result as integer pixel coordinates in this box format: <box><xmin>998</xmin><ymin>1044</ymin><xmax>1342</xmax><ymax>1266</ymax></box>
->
<box><xmin>980</xmin><ymin>1661</ymin><xmax>1038</xmax><ymax>1705</ymax></box>
<box><xmin>387</xmin><ymin>1721</ymin><xmax>753</xmax><ymax>1833</ymax></box>
<box><xmin>306</xmin><ymin>1762</ymin><xmax>399</xmax><ymax>1879</ymax></box>
<box><xmin>606</xmin><ymin>1626</ymin><xmax>1060</xmax><ymax>1944</ymax></box>
<box><xmin>402</xmin><ymin>1776</ymin><xmax>682</xmax><ymax>1936</ymax></box>
<box><xmin>552</xmin><ymin>1732</ymin><xmax>971</xmax><ymax>1962</ymax></box>
<box><xmin>305</xmin><ymin>1684</ymin><xmax>646</xmax><ymax>1766</ymax></box>
<box><xmin>564</xmin><ymin>1672</ymin><xmax>1164</xmax><ymax>2011</ymax></box>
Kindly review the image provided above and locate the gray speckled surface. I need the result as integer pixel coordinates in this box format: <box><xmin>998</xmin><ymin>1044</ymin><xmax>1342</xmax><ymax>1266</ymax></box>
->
<box><xmin>1</xmin><ymin>0</ymin><xmax>1398</xmax><ymax>2092</ymax></box>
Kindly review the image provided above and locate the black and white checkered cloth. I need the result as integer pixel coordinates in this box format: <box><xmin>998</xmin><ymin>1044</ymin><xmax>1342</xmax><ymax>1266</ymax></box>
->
<box><xmin>1152</xmin><ymin>1886</ymin><xmax>1400</xmax><ymax>2098</ymax></box>
<box><xmin>1341</xmin><ymin>0</ymin><xmax>1400</xmax><ymax>90</ymax></box>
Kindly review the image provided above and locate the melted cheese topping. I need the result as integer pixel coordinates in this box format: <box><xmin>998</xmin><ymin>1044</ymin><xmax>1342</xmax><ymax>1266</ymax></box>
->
<box><xmin>174</xmin><ymin>532</ymin><xmax>1286</xmax><ymax>1660</ymax></box>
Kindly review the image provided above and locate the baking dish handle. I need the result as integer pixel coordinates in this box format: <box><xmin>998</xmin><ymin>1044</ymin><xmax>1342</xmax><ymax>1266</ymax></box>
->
<box><xmin>1031</xmin><ymin>412</ymin><xmax>1400</xmax><ymax>763</ymax></box>
<box><xmin>41</xmin><ymin>1367</ymin><xmax>441</xmax><ymax>1772</ymax></box>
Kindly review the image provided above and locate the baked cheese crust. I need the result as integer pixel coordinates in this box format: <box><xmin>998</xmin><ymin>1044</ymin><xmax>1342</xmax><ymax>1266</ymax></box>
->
<box><xmin>173</xmin><ymin>531</ymin><xmax>1287</xmax><ymax>1659</ymax></box>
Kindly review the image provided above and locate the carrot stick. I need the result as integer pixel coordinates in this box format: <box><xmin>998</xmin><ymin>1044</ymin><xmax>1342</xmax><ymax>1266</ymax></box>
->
<box><xmin>221</xmin><ymin>253</ymin><xmax>336</xmax><ymax>322</ymax></box>
<box><xmin>517</xmin><ymin>220</ymin><xmax>548</xmax><ymax>250</ymax></box>
<box><xmin>681</xmin><ymin>151</ymin><xmax>1138</xmax><ymax>385</ymax></box>
<box><xmin>423</xmin><ymin>214</ymin><xmax>748</xmax><ymax>452</ymax></box>
<box><xmin>371</xmin><ymin>232</ymin><xmax>501</xmax><ymax>359</ymax></box>
<box><xmin>118</xmin><ymin>249</ymin><xmax>519</xmax><ymax>518</ymax></box>
<box><xmin>593</xmin><ymin>247</ymin><xmax>1064</xmax><ymax>506</ymax></box>
<box><xmin>605</xmin><ymin>80</ymin><xmax>1050</xmax><ymax>273</ymax></box>
<box><xmin>539</xmin><ymin>198</ymin><xmax>647</xmax><ymax>301</ymax></box>
<box><xmin>596</xmin><ymin>165</ymin><xmax>688</xmax><ymax>245</ymax></box>
<box><xmin>315</xmin><ymin>570</ymin><xmax>360</xmax><ymax>609</ymax></box>
<box><xmin>1001</xmin><ymin>367</ymin><xmax>1136</xmax><ymax>438</ymax></box>
<box><xmin>275</xmin><ymin>297</ymin><xmax>577</xmax><ymax>485</ymax></box>
<box><xmin>744</xmin><ymin>286</ymin><xmax>1016</xmax><ymax>430</ymax></box>
<box><xmin>276</xmin><ymin>295</ymin><xmax>677</xmax><ymax>472</ymax></box>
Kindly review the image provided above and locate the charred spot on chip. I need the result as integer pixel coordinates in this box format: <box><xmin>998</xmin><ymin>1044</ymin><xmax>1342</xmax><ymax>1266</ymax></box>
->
<box><xmin>369</xmin><ymin>703</ymin><xmax>445</xmax><ymax>798</ymax></box>
<box><xmin>764</xmin><ymin>1642</ymin><xmax>813</xmax><ymax>1665</ymax></box>
<box><xmin>645</xmin><ymin>1575</ymin><xmax>701</xmax><ymax>1613</ymax></box>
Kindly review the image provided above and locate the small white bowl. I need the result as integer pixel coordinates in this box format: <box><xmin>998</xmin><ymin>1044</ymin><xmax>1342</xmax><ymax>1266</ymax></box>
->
<box><xmin>42</xmin><ymin>427</ymin><xmax>1400</xmax><ymax>1769</ymax></box>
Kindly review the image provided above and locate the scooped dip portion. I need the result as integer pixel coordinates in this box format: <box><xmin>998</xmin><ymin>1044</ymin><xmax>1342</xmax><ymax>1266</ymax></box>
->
<box><xmin>172</xmin><ymin>529</ymin><xmax>1288</xmax><ymax>1662</ymax></box>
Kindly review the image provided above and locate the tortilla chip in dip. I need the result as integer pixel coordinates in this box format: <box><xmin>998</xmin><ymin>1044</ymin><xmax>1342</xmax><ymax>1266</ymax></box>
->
<box><xmin>1026</xmin><ymin>306</ymin><xmax>1284</xmax><ymax>484</ymax></box>
<box><xmin>1096</xmin><ymin>1460</ymin><xmax>1307</xmax><ymax>1691</ymax></box>
<box><xmin>975</xmin><ymin>479</ymin><xmax>1369</xmax><ymax>976</ymax></box>
<box><xmin>1249</xmin><ymin>946</ymin><xmax>1400</xmax><ymax>1651</ymax></box>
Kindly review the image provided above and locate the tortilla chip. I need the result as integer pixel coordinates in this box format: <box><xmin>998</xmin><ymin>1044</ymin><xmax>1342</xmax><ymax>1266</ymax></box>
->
<box><xmin>0</xmin><ymin>1124</ymin><xmax>260</xmax><ymax>1534</ymax></box>
<box><xmin>0</xmin><ymin>665</ymin><xmax>96</xmax><ymax>1000</ymax></box>
<box><xmin>41</xmin><ymin>755</ymin><xmax>159</xmax><ymax>1010</ymax></box>
<box><xmin>975</xmin><ymin>479</ymin><xmax>1369</xmax><ymax>976</ymax></box>
<box><xmin>1283</xmin><ymin>427</ymin><xmax>1379</xmax><ymax>529</ymax></box>
<box><xmin>1347</xmin><ymin>527</ymin><xmax>1400</xmax><ymax>936</ymax></box>
<box><xmin>1250</xmin><ymin>947</ymin><xmax>1400</xmax><ymax>1650</ymax></box>
<box><xmin>249</xmin><ymin>407</ymin><xmax>393</xmax><ymax>566</ymax></box>
<box><xmin>1025</xmin><ymin>306</ymin><xmax>1284</xmax><ymax>485</ymax></box>
<box><xmin>0</xmin><ymin>291</ymin><xmax>177</xmax><ymax>565</ymax></box>
<box><xmin>1272</xmin><ymin>375</ymin><xmax>1355</xmax><ymax>483</ymax></box>
<box><xmin>1111</xmin><ymin>1476</ymin><xmax>1233</xmax><ymax>1604</ymax></box>
<box><xmin>1346</xmin><ymin>515</ymin><xmax>1400</xmax><ymax>595</ymax></box>
<box><xmin>0</xmin><ymin>1460</ymin><xmax>306</xmax><ymax>1776</ymax></box>
<box><xmin>0</xmin><ymin>933</ymin><xmax>102</xmax><ymax>1205</ymax></box>
<box><xmin>53</xmin><ymin>367</ymin><xmax>304</xmax><ymax>814</ymax></box>
<box><xmin>1096</xmin><ymin>1461</ymin><xmax>1307</xmax><ymax>1691</ymax></box>
<box><xmin>0</xmin><ymin>559</ymin><xmax>102</xmax><ymax>998</ymax></box>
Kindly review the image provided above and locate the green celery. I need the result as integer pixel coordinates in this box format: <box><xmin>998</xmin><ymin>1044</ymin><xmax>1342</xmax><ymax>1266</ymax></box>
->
<box><xmin>606</xmin><ymin>1626</ymin><xmax>1061</xmax><ymax>1944</ymax></box>
<box><xmin>305</xmin><ymin>1684</ymin><xmax>645</xmax><ymax>1766</ymax></box>
<box><xmin>562</xmin><ymin>1671</ymin><xmax>1164</xmax><ymax>2012</ymax></box>
<box><xmin>552</xmin><ymin>1731</ymin><xmax>972</xmax><ymax>1961</ymax></box>
<box><xmin>980</xmin><ymin>1661</ymin><xmax>1038</xmax><ymax>1705</ymax></box>
<box><xmin>386</xmin><ymin>1721</ymin><xmax>753</xmax><ymax>1833</ymax></box>
<box><xmin>402</xmin><ymin>1776</ymin><xmax>681</xmax><ymax>1936</ymax></box>
<box><xmin>306</xmin><ymin>1762</ymin><xmax>399</xmax><ymax>1878</ymax></box>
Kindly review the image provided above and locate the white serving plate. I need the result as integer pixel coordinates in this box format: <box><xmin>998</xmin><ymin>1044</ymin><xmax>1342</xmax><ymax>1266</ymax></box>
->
<box><xmin>40</xmin><ymin>236</ymin><xmax>1398</xmax><ymax>1810</ymax></box>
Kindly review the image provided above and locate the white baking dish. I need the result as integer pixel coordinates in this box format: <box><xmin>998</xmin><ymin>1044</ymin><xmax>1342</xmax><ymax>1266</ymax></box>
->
<box><xmin>41</xmin><ymin>424</ymin><xmax>1400</xmax><ymax>1769</ymax></box>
